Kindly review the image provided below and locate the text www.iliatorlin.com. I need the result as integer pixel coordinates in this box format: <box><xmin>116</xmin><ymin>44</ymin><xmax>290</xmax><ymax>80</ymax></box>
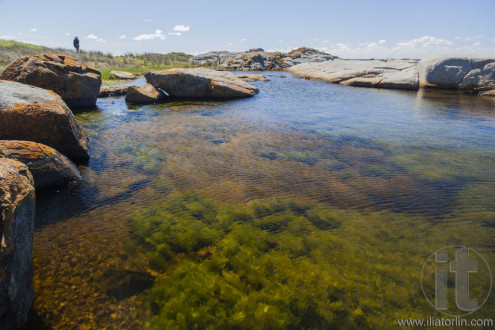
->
<box><xmin>397</xmin><ymin>317</ymin><xmax>493</xmax><ymax>327</ymax></box>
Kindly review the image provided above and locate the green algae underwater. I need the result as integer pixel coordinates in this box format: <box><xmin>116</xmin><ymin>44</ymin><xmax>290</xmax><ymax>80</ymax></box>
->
<box><xmin>30</xmin><ymin>75</ymin><xmax>495</xmax><ymax>329</ymax></box>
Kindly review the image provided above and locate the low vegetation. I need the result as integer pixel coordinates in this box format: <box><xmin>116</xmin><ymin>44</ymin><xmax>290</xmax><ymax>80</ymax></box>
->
<box><xmin>0</xmin><ymin>39</ymin><xmax>195</xmax><ymax>82</ymax></box>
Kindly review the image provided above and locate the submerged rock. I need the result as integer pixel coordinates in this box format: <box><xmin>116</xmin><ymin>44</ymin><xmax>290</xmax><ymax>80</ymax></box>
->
<box><xmin>289</xmin><ymin>59</ymin><xmax>420</xmax><ymax>90</ymax></box>
<box><xmin>0</xmin><ymin>140</ymin><xmax>81</xmax><ymax>190</ymax></box>
<box><xmin>0</xmin><ymin>81</ymin><xmax>90</xmax><ymax>163</ymax></box>
<box><xmin>0</xmin><ymin>158</ymin><xmax>35</xmax><ymax>330</ymax></box>
<box><xmin>125</xmin><ymin>83</ymin><xmax>166</xmax><ymax>104</ymax></box>
<box><xmin>1</xmin><ymin>54</ymin><xmax>102</xmax><ymax>107</ymax></box>
<box><xmin>145</xmin><ymin>68</ymin><xmax>259</xmax><ymax>99</ymax></box>
<box><xmin>191</xmin><ymin>47</ymin><xmax>338</xmax><ymax>71</ymax></box>
<box><xmin>417</xmin><ymin>56</ymin><xmax>495</xmax><ymax>90</ymax></box>
<box><xmin>237</xmin><ymin>74</ymin><xmax>269</xmax><ymax>82</ymax></box>
<box><xmin>110</xmin><ymin>70</ymin><xmax>136</xmax><ymax>80</ymax></box>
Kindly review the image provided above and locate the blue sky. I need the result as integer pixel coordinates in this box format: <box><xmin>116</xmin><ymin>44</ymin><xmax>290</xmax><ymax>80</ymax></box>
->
<box><xmin>1</xmin><ymin>0</ymin><xmax>494</xmax><ymax>58</ymax></box>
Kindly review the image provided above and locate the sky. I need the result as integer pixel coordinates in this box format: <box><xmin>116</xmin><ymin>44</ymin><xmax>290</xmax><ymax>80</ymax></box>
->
<box><xmin>0</xmin><ymin>0</ymin><xmax>494</xmax><ymax>59</ymax></box>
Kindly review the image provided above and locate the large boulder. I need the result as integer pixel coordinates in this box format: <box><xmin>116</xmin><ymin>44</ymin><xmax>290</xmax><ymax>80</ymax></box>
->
<box><xmin>145</xmin><ymin>68</ymin><xmax>259</xmax><ymax>99</ymax></box>
<box><xmin>191</xmin><ymin>47</ymin><xmax>338</xmax><ymax>71</ymax></box>
<box><xmin>0</xmin><ymin>140</ymin><xmax>81</xmax><ymax>190</ymax></box>
<box><xmin>289</xmin><ymin>59</ymin><xmax>419</xmax><ymax>90</ymax></box>
<box><xmin>0</xmin><ymin>80</ymin><xmax>90</xmax><ymax>163</ymax></box>
<box><xmin>0</xmin><ymin>158</ymin><xmax>35</xmax><ymax>330</ymax></box>
<box><xmin>125</xmin><ymin>84</ymin><xmax>166</xmax><ymax>104</ymax></box>
<box><xmin>417</xmin><ymin>56</ymin><xmax>495</xmax><ymax>90</ymax></box>
<box><xmin>1</xmin><ymin>54</ymin><xmax>101</xmax><ymax>107</ymax></box>
<box><xmin>99</xmin><ymin>85</ymin><xmax>130</xmax><ymax>98</ymax></box>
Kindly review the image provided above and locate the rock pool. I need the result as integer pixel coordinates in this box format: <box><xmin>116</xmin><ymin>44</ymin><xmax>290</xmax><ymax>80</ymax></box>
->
<box><xmin>30</xmin><ymin>73</ymin><xmax>495</xmax><ymax>328</ymax></box>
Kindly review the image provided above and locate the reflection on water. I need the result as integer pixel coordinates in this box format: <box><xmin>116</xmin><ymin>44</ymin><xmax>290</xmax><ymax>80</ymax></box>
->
<box><xmin>32</xmin><ymin>73</ymin><xmax>495</xmax><ymax>328</ymax></box>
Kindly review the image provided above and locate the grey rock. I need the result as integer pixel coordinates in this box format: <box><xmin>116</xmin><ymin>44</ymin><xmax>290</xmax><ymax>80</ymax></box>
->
<box><xmin>289</xmin><ymin>59</ymin><xmax>419</xmax><ymax>90</ymax></box>
<box><xmin>237</xmin><ymin>74</ymin><xmax>269</xmax><ymax>82</ymax></box>
<box><xmin>145</xmin><ymin>68</ymin><xmax>258</xmax><ymax>99</ymax></box>
<box><xmin>110</xmin><ymin>71</ymin><xmax>136</xmax><ymax>80</ymax></box>
<box><xmin>99</xmin><ymin>85</ymin><xmax>130</xmax><ymax>97</ymax></box>
<box><xmin>417</xmin><ymin>56</ymin><xmax>495</xmax><ymax>90</ymax></box>
<box><xmin>0</xmin><ymin>81</ymin><xmax>90</xmax><ymax>163</ymax></box>
<box><xmin>0</xmin><ymin>158</ymin><xmax>35</xmax><ymax>330</ymax></box>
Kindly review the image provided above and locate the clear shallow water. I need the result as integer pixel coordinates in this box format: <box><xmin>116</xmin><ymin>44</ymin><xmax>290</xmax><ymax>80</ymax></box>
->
<box><xmin>31</xmin><ymin>73</ymin><xmax>495</xmax><ymax>328</ymax></box>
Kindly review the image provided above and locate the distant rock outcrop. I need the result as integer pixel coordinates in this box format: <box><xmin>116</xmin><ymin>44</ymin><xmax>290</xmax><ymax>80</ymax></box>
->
<box><xmin>145</xmin><ymin>68</ymin><xmax>259</xmax><ymax>99</ymax></box>
<box><xmin>99</xmin><ymin>85</ymin><xmax>130</xmax><ymax>97</ymax></box>
<box><xmin>289</xmin><ymin>59</ymin><xmax>419</xmax><ymax>90</ymax></box>
<box><xmin>0</xmin><ymin>81</ymin><xmax>90</xmax><ymax>163</ymax></box>
<box><xmin>0</xmin><ymin>140</ymin><xmax>81</xmax><ymax>190</ymax></box>
<box><xmin>417</xmin><ymin>56</ymin><xmax>495</xmax><ymax>90</ymax></box>
<box><xmin>1</xmin><ymin>54</ymin><xmax>102</xmax><ymax>107</ymax></box>
<box><xmin>0</xmin><ymin>158</ymin><xmax>35</xmax><ymax>330</ymax></box>
<box><xmin>191</xmin><ymin>47</ymin><xmax>338</xmax><ymax>71</ymax></box>
<box><xmin>126</xmin><ymin>84</ymin><xmax>166</xmax><ymax>104</ymax></box>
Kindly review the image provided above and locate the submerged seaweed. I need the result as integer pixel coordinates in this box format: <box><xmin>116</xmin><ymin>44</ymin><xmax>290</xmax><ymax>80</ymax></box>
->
<box><xmin>127</xmin><ymin>194</ymin><xmax>495</xmax><ymax>329</ymax></box>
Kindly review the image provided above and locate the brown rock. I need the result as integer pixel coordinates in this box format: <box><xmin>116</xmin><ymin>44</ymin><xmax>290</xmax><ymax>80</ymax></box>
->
<box><xmin>110</xmin><ymin>71</ymin><xmax>136</xmax><ymax>80</ymax></box>
<box><xmin>479</xmin><ymin>89</ymin><xmax>495</xmax><ymax>97</ymax></box>
<box><xmin>145</xmin><ymin>68</ymin><xmax>258</xmax><ymax>99</ymax></box>
<box><xmin>125</xmin><ymin>84</ymin><xmax>166</xmax><ymax>104</ymax></box>
<box><xmin>0</xmin><ymin>140</ymin><xmax>81</xmax><ymax>189</ymax></box>
<box><xmin>1</xmin><ymin>53</ymin><xmax>102</xmax><ymax>107</ymax></box>
<box><xmin>0</xmin><ymin>80</ymin><xmax>90</xmax><ymax>163</ymax></box>
<box><xmin>0</xmin><ymin>158</ymin><xmax>35</xmax><ymax>330</ymax></box>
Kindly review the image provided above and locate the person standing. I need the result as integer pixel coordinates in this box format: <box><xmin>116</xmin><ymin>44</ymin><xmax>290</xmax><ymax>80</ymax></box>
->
<box><xmin>73</xmin><ymin>37</ymin><xmax>79</xmax><ymax>53</ymax></box>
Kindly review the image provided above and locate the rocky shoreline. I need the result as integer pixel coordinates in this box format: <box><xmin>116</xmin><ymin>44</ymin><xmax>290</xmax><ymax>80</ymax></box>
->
<box><xmin>288</xmin><ymin>55</ymin><xmax>495</xmax><ymax>92</ymax></box>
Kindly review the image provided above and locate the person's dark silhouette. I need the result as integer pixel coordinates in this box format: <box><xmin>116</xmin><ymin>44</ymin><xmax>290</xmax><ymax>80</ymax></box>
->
<box><xmin>73</xmin><ymin>37</ymin><xmax>80</xmax><ymax>53</ymax></box>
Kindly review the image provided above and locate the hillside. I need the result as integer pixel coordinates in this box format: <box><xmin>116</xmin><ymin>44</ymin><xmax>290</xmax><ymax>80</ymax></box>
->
<box><xmin>0</xmin><ymin>39</ymin><xmax>195</xmax><ymax>81</ymax></box>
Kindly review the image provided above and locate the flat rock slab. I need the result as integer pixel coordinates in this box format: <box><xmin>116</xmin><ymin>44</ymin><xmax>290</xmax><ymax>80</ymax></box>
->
<box><xmin>1</xmin><ymin>54</ymin><xmax>102</xmax><ymax>108</ymax></box>
<box><xmin>145</xmin><ymin>68</ymin><xmax>259</xmax><ymax>99</ymax></box>
<box><xmin>110</xmin><ymin>71</ymin><xmax>136</xmax><ymax>80</ymax></box>
<box><xmin>126</xmin><ymin>84</ymin><xmax>166</xmax><ymax>104</ymax></box>
<box><xmin>0</xmin><ymin>158</ymin><xmax>35</xmax><ymax>330</ymax></box>
<box><xmin>0</xmin><ymin>140</ymin><xmax>81</xmax><ymax>190</ymax></box>
<box><xmin>237</xmin><ymin>74</ymin><xmax>269</xmax><ymax>82</ymax></box>
<box><xmin>99</xmin><ymin>85</ymin><xmax>130</xmax><ymax>97</ymax></box>
<box><xmin>479</xmin><ymin>89</ymin><xmax>495</xmax><ymax>97</ymax></box>
<box><xmin>289</xmin><ymin>59</ymin><xmax>419</xmax><ymax>90</ymax></box>
<box><xmin>0</xmin><ymin>80</ymin><xmax>90</xmax><ymax>163</ymax></box>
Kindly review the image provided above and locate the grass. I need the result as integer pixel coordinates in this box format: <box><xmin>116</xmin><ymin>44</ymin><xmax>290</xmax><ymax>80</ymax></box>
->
<box><xmin>0</xmin><ymin>39</ymin><xmax>195</xmax><ymax>80</ymax></box>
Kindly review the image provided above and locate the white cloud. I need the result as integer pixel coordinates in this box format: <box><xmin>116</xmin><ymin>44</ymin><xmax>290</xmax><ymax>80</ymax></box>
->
<box><xmin>65</xmin><ymin>32</ymin><xmax>70</xmax><ymax>36</ymax></box>
<box><xmin>173</xmin><ymin>25</ymin><xmax>190</xmax><ymax>32</ymax></box>
<box><xmin>86</xmin><ymin>34</ymin><xmax>98</xmax><ymax>39</ymax></box>
<box><xmin>168</xmin><ymin>32</ymin><xmax>182</xmax><ymax>36</ymax></box>
<box><xmin>30</xmin><ymin>28</ymin><xmax>37</xmax><ymax>32</ymax></box>
<box><xmin>491</xmin><ymin>38</ymin><xmax>495</xmax><ymax>43</ymax></box>
<box><xmin>240</xmin><ymin>38</ymin><xmax>246</xmax><ymax>42</ymax></box>
<box><xmin>464</xmin><ymin>35</ymin><xmax>482</xmax><ymax>41</ymax></box>
<box><xmin>323</xmin><ymin>35</ymin><xmax>492</xmax><ymax>59</ymax></box>
<box><xmin>228</xmin><ymin>42</ymin><xmax>233</xmax><ymax>46</ymax></box>
<box><xmin>278</xmin><ymin>40</ymin><xmax>283</xmax><ymax>43</ymax></box>
<box><xmin>133</xmin><ymin>29</ymin><xmax>166</xmax><ymax>41</ymax></box>
<box><xmin>118</xmin><ymin>34</ymin><xmax>127</xmax><ymax>39</ymax></box>
<box><xmin>145</xmin><ymin>18</ymin><xmax>153</xmax><ymax>22</ymax></box>
<box><xmin>378</xmin><ymin>39</ymin><xmax>386</xmax><ymax>44</ymax></box>
<box><xmin>96</xmin><ymin>38</ymin><xmax>106</xmax><ymax>43</ymax></box>
<box><xmin>322</xmin><ymin>40</ymin><xmax>329</xmax><ymax>43</ymax></box>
